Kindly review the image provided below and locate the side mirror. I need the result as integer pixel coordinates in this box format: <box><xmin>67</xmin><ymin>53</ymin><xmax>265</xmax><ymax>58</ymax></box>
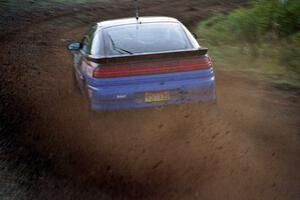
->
<box><xmin>68</xmin><ymin>42</ymin><xmax>81</xmax><ymax>51</ymax></box>
<box><xmin>192</xmin><ymin>33</ymin><xmax>198</xmax><ymax>39</ymax></box>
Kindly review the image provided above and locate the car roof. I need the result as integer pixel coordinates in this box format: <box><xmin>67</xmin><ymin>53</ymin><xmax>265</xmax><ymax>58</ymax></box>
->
<box><xmin>97</xmin><ymin>16</ymin><xmax>180</xmax><ymax>29</ymax></box>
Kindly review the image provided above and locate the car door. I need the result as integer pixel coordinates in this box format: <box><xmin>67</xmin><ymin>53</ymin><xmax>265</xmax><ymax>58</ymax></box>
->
<box><xmin>79</xmin><ymin>26</ymin><xmax>98</xmax><ymax>75</ymax></box>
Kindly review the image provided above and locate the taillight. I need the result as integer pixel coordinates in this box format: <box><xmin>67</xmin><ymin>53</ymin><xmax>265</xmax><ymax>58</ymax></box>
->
<box><xmin>92</xmin><ymin>56</ymin><xmax>213</xmax><ymax>78</ymax></box>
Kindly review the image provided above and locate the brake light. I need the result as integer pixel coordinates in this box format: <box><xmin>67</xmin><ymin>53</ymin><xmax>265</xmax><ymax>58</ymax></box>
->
<box><xmin>92</xmin><ymin>56</ymin><xmax>213</xmax><ymax>78</ymax></box>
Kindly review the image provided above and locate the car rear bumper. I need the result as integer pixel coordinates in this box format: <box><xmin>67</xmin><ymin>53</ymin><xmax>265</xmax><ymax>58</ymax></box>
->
<box><xmin>86</xmin><ymin>69</ymin><xmax>216</xmax><ymax>111</ymax></box>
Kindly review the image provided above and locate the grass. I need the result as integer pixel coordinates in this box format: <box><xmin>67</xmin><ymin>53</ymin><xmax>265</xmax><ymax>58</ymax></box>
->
<box><xmin>196</xmin><ymin>0</ymin><xmax>300</xmax><ymax>89</ymax></box>
<box><xmin>202</xmin><ymin>43</ymin><xmax>300</xmax><ymax>89</ymax></box>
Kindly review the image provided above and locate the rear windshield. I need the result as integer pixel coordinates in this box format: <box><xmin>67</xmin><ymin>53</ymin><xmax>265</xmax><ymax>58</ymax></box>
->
<box><xmin>103</xmin><ymin>22</ymin><xmax>192</xmax><ymax>56</ymax></box>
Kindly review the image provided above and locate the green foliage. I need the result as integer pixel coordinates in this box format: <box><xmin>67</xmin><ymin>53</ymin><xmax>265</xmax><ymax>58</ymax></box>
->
<box><xmin>197</xmin><ymin>0</ymin><xmax>300</xmax><ymax>89</ymax></box>
<box><xmin>280</xmin><ymin>32</ymin><xmax>300</xmax><ymax>73</ymax></box>
<box><xmin>198</xmin><ymin>0</ymin><xmax>300</xmax><ymax>44</ymax></box>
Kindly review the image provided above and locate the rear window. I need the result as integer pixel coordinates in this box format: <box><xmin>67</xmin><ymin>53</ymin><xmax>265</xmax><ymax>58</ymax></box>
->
<box><xmin>103</xmin><ymin>22</ymin><xmax>192</xmax><ymax>56</ymax></box>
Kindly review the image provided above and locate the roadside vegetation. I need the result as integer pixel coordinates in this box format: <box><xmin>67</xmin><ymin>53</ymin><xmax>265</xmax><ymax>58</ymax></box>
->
<box><xmin>197</xmin><ymin>0</ymin><xmax>300</xmax><ymax>89</ymax></box>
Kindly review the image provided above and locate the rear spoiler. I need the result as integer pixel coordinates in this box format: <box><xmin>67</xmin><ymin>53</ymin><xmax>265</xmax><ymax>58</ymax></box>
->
<box><xmin>87</xmin><ymin>48</ymin><xmax>208</xmax><ymax>64</ymax></box>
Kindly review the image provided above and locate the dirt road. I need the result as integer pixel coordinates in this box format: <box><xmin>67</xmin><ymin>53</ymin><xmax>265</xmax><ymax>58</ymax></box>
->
<box><xmin>1</xmin><ymin>1</ymin><xmax>300</xmax><ymax>200</ymax></box>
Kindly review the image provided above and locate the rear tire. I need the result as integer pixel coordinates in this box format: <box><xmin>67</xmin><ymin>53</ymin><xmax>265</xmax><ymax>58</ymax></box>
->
<box><xmin>72</xmin><ymin>68</ymin><xmax>93</xmax><ymax>113</ymax></box>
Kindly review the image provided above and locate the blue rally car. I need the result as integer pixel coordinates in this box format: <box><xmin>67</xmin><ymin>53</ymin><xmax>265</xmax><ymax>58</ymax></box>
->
<box><xmin>68</xmin><ymin>17</ymin><xmax>216</xmax><ymax>111</ymax></box>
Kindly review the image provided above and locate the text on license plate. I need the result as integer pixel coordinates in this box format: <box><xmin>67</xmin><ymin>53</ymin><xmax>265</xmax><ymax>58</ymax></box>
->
<box><xmin>145</xmin><ymin>91</ymin><xmax>170</xmax><ymax>102</ymax></box>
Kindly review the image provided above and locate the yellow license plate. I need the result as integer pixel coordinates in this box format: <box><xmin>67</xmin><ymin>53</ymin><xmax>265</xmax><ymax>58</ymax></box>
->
<box><xmin>145</xmin><ymin>91</ymin><xmax>170</xmax><ymax>102</ymax></box>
